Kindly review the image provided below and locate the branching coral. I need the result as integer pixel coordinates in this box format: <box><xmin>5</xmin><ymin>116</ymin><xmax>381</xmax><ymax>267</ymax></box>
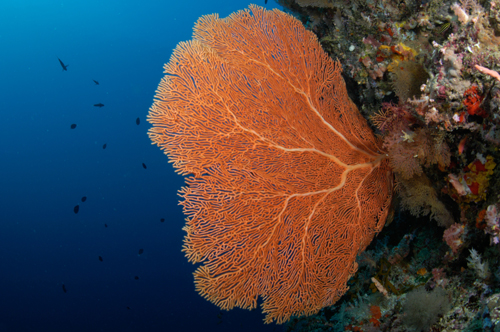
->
<box><xmin>268</xmin><ymin>0</ymin><xmax>500</xmax><ymax>329</ymax></box>
<box><xmin>148</xmin><ymin>5</ymin><xmax>393</xmax><ymax>324</ymax></box>
<box><xmin>383</xmin><ymin>127</ymin><xmax>451</xmax><ymax>180</ymax></box>
<box><xmin>397</xmin><ymin>174</ymin><xmax>453</xmax><ymax>227</ymax></box>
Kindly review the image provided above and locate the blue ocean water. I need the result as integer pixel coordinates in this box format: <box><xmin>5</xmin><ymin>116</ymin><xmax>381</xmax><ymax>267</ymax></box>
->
<box><xmin>0</xmin><ymin>1</ymin><xmax>282</xmax><ymax>331</ymax></box>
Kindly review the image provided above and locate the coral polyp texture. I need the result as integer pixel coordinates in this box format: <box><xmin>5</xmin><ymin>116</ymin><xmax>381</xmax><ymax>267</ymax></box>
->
<box><xmin>148</xmin><ymin>5</ymin><xmax>393</xmax><ymax>324</ymax></box>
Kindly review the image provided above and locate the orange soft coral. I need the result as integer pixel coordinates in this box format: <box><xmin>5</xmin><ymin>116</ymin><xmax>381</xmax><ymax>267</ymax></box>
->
<box><xmin>148</xmin><ymin>5</ymin><xmax>393</xmax><ymax>324</ymax></box>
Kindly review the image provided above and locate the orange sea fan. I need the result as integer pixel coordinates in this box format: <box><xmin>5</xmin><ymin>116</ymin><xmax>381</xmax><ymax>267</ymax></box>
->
<box><xmin>148</xmin><ymin>5</ymin><xmax>393</xmax><ymax>324</ymax></box>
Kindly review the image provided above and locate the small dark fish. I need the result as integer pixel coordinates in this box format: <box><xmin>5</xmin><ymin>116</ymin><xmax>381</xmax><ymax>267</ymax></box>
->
<box><xmin>265</xmin><ymin>0</ymin><xmax>268</xmax><ymax>3</ymax></box>
<box><xmin>102</xmin><ymin>143</ymin><xmax>107</xmax><ymax>149</ymax></box>
<box><xmin>160</xmin><ymin>218</ymin><xmax>165</xmax><ymax>223</ymax></box>
<box><xmin>142</xmin><ymin>163</ymin><xmax>147</xmax><ymax>169</ymax></box>
<box><xmin>98</xmin><ymin>256</ymin><xmax>103</xmax><ymax>262</ymax></box>
<box><xmin>126</xmin><ymin>307</ymin><xmax>131</xmax><ymax>310</ymax></box>
<box><xmin>94</xmin><ymin>103</ymin><xmax>104</xmax><ymax>108</ymax></box>
<box><xmin>62</xmin><ymin>284</ymin><xmax>67</xmax><ymax>293</ymax></box>
<box><xmin>136</xmin><ymin>117</ymin><xmax>140</xmax><ymax>125</ymax></box>
<box><xmin>81</xmin><ymin>196</ymin><xmax>87</xmax><ymax>202</ymax></box>
<box><xmin>138</xmin><ymin>249</ymin><xmax>144</xmax><ymax>255</ymax></box>
<box><xmin>134</xmin><ymin>276</ymin><xmax>139</xmax><ymax>280</ymax></box>
<box><xmin>70</xmin><ymin>124</ymin><xmax>77</xmax><ymax>129</ymax></box>
<box><xmin>58</xmin><ymin>58</ymin><xmax>68</xmax><ymax>71</ymax></box>
<box><xmin>74</xmin><ymin>205</ymin><xmax>79</xmax><ymax>214</ymax></box>
<box><xmin>93</xmin><ymin>80</ymin><xmax>99</xmax><ymax>85</ymax></box>
<box><xmin>104</xmin><ymin>224</ymin><xmax>108</xmax><ymax>228</ymax></box>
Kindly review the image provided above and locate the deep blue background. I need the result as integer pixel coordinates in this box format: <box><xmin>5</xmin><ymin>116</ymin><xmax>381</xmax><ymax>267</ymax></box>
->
<box><xmin>0</xmin><ymin>1</ymin><xmax>283</xmax><ymax>331</ymax></box>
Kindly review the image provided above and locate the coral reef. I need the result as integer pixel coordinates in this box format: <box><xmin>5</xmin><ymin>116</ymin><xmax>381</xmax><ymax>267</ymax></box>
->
<box><xmin>148</xmin><ymin>5</ymin><xmax>393</xmax><ymax>324</ymax></box>
<box><xmin>276</xmin><ymin>0</ymin><xmax>500</xmax><ymax>330</ymax></box>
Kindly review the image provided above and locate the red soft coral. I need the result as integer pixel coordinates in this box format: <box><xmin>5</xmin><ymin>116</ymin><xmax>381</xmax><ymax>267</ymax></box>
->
<box><xmin>463</xmin><ymin>86</ymin><xmax>486</xmax><ymax>117</ymax></box>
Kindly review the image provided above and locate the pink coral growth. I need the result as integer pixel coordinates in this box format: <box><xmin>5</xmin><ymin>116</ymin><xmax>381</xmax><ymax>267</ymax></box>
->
<box><xmin>484</xmin><ymin>204</ymin><xmax>500</xmax><ymax>244</ymax></box>
<box><xmin>432</xmin><ymin>268</ymin><xmax>449</xmax><ymax>288</ymax></box>
<box><xmin>383</xmin><ymin>127</ymin><xmax>451</xmax><ymax>180</ymax></box>
<box><xmin>476</xmin><ymin>65</ymin><xmax>500</xmax><ymax>83</ymax></box>
<box><xmin>384</xmin><ymin>134</ymin><xmax>423</xmax><ymax>179</ymax></box>
<box><xmin>448</xmin><ymin>174</ymin><xmax>469</xmax><ymax>196</ymax></box>
<box><xmin>363</xmin><ymin>35</ymin><xmax>381</xmax><ymax>48</ymax></box>
<box><xmin>443</xmin><ymin>223</ymin><xmax>465</xmax><ymax>253</ymax></box>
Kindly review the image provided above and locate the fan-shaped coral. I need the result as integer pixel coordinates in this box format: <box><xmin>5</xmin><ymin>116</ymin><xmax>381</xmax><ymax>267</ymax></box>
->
<box><xmin>148</xmin><ymin>5</ymin><xmax>393</xmax><ymax>324</ymax></box>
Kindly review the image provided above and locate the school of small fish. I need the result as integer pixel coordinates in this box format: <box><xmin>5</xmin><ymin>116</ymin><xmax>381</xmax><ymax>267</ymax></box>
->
<box><xmin>59</xmin><ymin>57</ymin><xmax>165</xmax><ymax>307</ymax></box>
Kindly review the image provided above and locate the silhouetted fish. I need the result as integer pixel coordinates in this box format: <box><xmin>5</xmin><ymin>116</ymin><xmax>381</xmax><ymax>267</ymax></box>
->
<box><xmin>217</xmin><ymin>311</ymin><xmax>224</xmax><ymax>324</ymax></box>
<box><xmin>94</xmin><ymin>103</ymin><xmax>104</xmax><ymax>108</ymax></box>
<box><xmin>62</xmin><ymin>284</ymin><xmax>67</xmax><ymax>293</ymax></box>
<box><xmin>160</xmin><ymin>218</ymin><xmax>165</xmax><ymax>223</ymax></box>
<box><xmin>104</xmin><ymin>224</ymin><xmax>108</xmax><ymax>228</ymax></box>
<box><xmin>136</xmin><ymin>117</ymin><xmax>140</xmax><ymax>125</ymax></box>
<box><xmin>70</xmin><ymin>124</ymin><xmax>77</xmax><ymax>129</ymax></box>
<box><xmin>265</xmin><ymin>0</ymin><xmax>268</xmax><ymax>3</ymax></box>
<box><xmin>103</xmin><ymin>143</ymin><xmax>107</xmax><ymax>149</ymax></box>
<box><xmin>138</xmin><ymin>249</ymin><xmax>144</xmax><ymax>255</ymax></box>
<box><xmin>58</xmin><ymin>58</ymin><xmax>68</xmax><ymax>71</ymax></box>
<box><xmin>134</xmin><ymin>276</ymin><xmax>139</xmax><ymax>280</ymax></box>
<box><xmin>126</xmin><ymin>307</ymin><xmax>131</xmax><ymax>310</ymax></box>
<box><xmin>142</xmin><ymin>163</ymin><xmax>147</xmax><ymax>169</ymax></box>
<box><xmin>74</xmin><ymin>205</ymin><xmax>79</xmax><ymax>214</ymax></box>
<box><xmin>98</xmin><ymin>256</ymin><xmax>103</xmax><ymax>262</ymax></box>
<box><xmin>93</xmin><ymin>80</ymin><xmax>99</xmax><ymax>85</ymax></box>
<box><xmin>81</xmin><ymin>196</ymin><xmax>87</xmax><ymax>202</ymax></box>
